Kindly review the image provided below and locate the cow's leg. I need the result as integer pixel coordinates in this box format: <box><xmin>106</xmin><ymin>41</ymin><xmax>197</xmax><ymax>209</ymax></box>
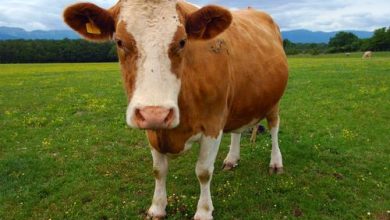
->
<box><xmin>250</xmin><ymin>126</ymin><xmax>258</xmax><ymax>143</ymax></box>
<box><xmin>267</xmin><ymin>107</ymin><xmax>284</xmax><ymax>174</ymax></box>
<box><xmin>194</xmin><ymin>132</ymin><xmax>222</xmax><ymax>220</ymax></box>
<box><xmin>147</xmin><ymin>149</ymin><xmax>168</xmax><ymax>219</ymax></box>
<box><xmin>222</xmin><ymin>133</ymin><xmax>241</xmax><ymax>171</ymax></box>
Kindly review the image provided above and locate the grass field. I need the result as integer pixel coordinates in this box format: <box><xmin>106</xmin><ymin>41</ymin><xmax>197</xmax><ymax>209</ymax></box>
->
<box><xmin>1</xmin><ymin>55</ymin><xmax>389</xmax><ymax>219</ymax></box>
<box><xmin>290</xmin><ymin>51</ymin><xmax>390</xmax><ymax>58</ymax></box>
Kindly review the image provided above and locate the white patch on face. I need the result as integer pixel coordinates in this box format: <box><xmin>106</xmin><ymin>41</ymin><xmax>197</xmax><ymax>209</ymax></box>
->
<box><xmin>120</xmin><ymin>0</ymin><xmax>182</xmax><ymax>128</ymax></box>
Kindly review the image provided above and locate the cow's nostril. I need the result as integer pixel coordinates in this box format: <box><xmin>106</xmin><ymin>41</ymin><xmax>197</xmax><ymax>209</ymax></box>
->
<box><xmin>164</xmin><ymin>109</ymin><xmax>175</xmax><ymax>124</ymax></box>
<box><xmin>135</xmin><ymin>108</ymin><xmax>145</xmax><ymax>121</ymax></box>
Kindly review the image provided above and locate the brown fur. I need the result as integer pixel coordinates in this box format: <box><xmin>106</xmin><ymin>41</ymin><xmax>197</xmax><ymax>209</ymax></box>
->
<box><xmin>63</xmin><ymin>1</ymin><xmax>288</xmax><ymax>155</ymax></box>
<box><xmin>147</xmin><ymin>3</ymin><xmax>288</xmax><ymax>154</ymax></box>
<box><xmin>197</xmin><ymin>170</ymin><xmax>211</xmax><ymax>184</ymax></box>
<box><xmin>185</xmin><ymin>5</ymin><xmax>233</xmax><ymax>40</ymax></box>
<box><xmin>266</xmin><ymin>106</ymin><xmax>280</xmax><ymax>129</ymax></box>
<box><xmin>63</xmin><ymin>2</ymin><xmax>120</xmax><ymax>41</ymax></box>
<box><xmin>115</xmin><ymin>21</ymin><xmax>138</xmax><ymax>101</ymax></box>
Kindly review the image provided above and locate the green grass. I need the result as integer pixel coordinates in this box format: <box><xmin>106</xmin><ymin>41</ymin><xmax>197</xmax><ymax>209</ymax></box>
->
<box><xmin>1</xmin><ymin>56</ymin><xmax>389</xmax><ymax>219</ymax></box>
<box><xmin>289</xmin><ymin>51</ymin><xmax>390</xmax><ymax>58</ymax></box>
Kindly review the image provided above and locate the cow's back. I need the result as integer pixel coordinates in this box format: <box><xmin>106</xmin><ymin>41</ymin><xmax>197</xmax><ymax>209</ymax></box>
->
<box><xmin>222</xmin><ymin>9</ymin><xmax>288</xmax><ymax>131</ymax></box>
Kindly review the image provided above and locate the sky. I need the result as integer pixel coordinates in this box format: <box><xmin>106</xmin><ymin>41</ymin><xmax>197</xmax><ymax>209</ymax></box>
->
<box><xmin>0</xmin><ymin>0</ymin><xmax>389</xmax><ymax>32</ymax></box>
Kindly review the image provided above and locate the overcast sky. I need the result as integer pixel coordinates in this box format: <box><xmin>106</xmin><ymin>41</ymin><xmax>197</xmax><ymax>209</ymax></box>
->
<box><xmin>0</xmin><ymin>0</ymin><xmax>389</xmax><ymax>32</ymax></box>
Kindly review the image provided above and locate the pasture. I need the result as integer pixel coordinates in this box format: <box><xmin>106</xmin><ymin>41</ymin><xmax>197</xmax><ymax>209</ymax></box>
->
<box><xmin>1</xmin><ymin>55</ymin><xmax>389</xmax><ymax>219</ymax></box>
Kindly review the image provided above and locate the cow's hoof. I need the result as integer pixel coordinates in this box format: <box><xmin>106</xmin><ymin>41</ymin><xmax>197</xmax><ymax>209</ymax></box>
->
<box><xmin>194</xmin><ymin>212</ymin><xmax>213</xmax><ymax>220</ymax></box>
<box><xmin>269</xmin><ymin>166</ymin><xmax>284</xmax><ymax>175</ymax></box>
<box><xmin>222</xmin><ymin>162</ymin><xmax>238</xmax><ymax>171</ymax></box>
<box><xmin>146</xmin><ymin>207</ymin><xmax>166</xmax><ymax>220</ymax></box>
<box><xmin>145</xmin><ymin>213</ymin><xmax>165</xmax><ymax>220</ymax></box>
<box><xmin>223</xmin><ymin>156</ymin><xmax>239</xmax><ymax>171</ymax></box>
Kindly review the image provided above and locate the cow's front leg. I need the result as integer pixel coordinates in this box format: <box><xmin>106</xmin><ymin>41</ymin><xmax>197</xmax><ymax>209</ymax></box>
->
<box><xmin>194</xmin><ymin>131</ymin><xmax>223</xmax><ymax>220</ymax></box>
<box><xmin>147</xmin><ymin>149</ymin><xmax>168</xmax><ymax>219</ymax></box>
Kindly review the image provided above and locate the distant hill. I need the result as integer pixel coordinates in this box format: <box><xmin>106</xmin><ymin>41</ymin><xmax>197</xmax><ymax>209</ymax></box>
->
<box><xmin>0</xmin><ymin>26</ymin><xmax>79</xmax><ymax>40</ymax></box>
<box><xmin>0</xmin><ymin>26</ymin><xmax>374</xmax><ymax>43</ymax></box>
<box><xmin>282</xmin><ymin>29</ymin><xmax>373</xmax><ymax>43</ymax></box>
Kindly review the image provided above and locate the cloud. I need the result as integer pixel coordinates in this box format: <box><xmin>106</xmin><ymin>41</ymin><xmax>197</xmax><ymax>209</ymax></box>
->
<box><xmin>0</xmin><ymin>0</ymin><xmax>389</xmax><ymax>32</ymax></box>
<box><xmin>267</xmin><ymin>0</ymin><xmax>390</xmax><ymax>31</ymax></box>
<box><xmin>0</xmin><ymin>0</ymin><xmax>117</xmax><ymax>31</ymax></box>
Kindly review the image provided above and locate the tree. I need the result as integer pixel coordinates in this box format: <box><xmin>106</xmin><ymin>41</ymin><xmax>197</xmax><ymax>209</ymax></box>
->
<box><xmin>283</xmin><ymin>39</ymin><xmax>300</xmax><ymax>55</ymax></box>
<box><xmin>359</xmin><ymin>38</ymin><xmax>372</xmax><ymax>51</ymax></box>
<box><xmin>369</xmin><ymin>27</ymin><xmax>390</xmax><ymax>51</ymax></box>
<box><xmin>0</xmin><ymin>39</ymin><xmax>117</xmax><ymax>63</ymax></box>
<box><xmin>283</xmin><ymin>39</ymin><xmax>294</xmax><ymax>48</ymax></box>
<box><xmin>328</xmin><ymin>32</ymin><xmax>360</xmax><ymax>52</ymax></box>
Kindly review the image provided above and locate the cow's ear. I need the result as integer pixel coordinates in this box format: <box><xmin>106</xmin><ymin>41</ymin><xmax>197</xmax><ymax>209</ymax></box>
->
<box><xmin>185</xmin><ymin>5</ymin><xmax>232</xmax><ymax>40</ymax></box>
<box><xmin>63</xmin><ymin>3</ymin><xmax>116</xmax><ymax>42</ymax></box>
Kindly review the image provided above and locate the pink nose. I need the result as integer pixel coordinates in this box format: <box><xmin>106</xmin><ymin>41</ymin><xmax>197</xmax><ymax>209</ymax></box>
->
<box><xmin>134</xmin><ymin>106</ymin><xmax>174</xmax><ymax>129</ymax></box>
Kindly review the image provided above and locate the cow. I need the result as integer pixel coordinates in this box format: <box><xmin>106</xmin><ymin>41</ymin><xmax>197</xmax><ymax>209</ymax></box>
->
<box><xmin>363</xmin><ymin>51</ymin><xmax>373</xmax><ymax>59</ymax></box>
<box><xmin>63</xmin><ymin>0</ymin><xmax>288</xmax><ymax>219</ymax></box>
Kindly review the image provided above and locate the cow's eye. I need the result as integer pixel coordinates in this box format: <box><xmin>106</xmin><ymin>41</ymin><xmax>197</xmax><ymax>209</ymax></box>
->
<box><xmin>179</xmin><ymin>39</ymin><xmax>186</xmax><ymax>48</ymax></box>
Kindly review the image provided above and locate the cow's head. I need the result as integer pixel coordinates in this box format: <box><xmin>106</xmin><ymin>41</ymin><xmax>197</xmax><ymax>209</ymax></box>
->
<box><xmin>64</xmin><ymin>0</ymin><xmax>232</xmax><ymax>130</ymax></box>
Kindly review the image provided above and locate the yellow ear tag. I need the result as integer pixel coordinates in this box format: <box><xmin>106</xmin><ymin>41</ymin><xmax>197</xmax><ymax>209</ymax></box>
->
<box><xmin>86</xmin><ymin>22</ymin><xmax>102</xmax><ymax>35</ymax></box>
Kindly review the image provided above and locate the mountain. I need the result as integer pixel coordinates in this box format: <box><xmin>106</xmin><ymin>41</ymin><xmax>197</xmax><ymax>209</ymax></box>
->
<box><xmin>0</xmin><ymin>26</ymin><xmax>79</xmax><ymax>40</ymax></box>
<box><xmin>282</xmin><ymin>29</ymin><xmax>373</xmax><ymax>43</ymax></box>
<box><xmin>0</xmin><ymin>26</ymin><xmax>374</xmax><ymax>43</ymax></box>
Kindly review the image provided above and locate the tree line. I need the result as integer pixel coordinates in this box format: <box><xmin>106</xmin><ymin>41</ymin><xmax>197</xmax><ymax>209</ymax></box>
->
<box><xmin>284</xmin><ymin>27</ymin><xmax>390</xmax><ymax>55</ymax></box>
<box><xmin>0</xmin><ymin>39</ymin><xmax>117</xmax><ymax>63</ymax></box>
<box><xmin>0</xmin><ymin>27</ymin><xmax>389</xmax><ymax>63</ymax></box>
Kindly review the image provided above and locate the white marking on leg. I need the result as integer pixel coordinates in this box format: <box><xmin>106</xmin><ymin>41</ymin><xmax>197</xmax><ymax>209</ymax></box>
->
<box><xmin>269</xmin><ymin>118</ymin><xmax>283</xmax><ymax>169</ymax></box>
<box><xmin>148</xmin><ymin>149</ymin><xmax>168</xmax><ymax>218</ymax></box>
<box><xmin>194</xmin><ymin>131</ymin><xmax>223</xmax><ymax>220</ymax></box>
<box><xmin>223</xmin><ymin>133</ymin><xmax>241</xmax><ymax>169</ymax></box>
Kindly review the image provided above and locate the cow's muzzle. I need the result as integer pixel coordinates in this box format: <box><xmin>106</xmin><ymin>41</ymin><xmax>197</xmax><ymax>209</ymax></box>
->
<box><xmin>132</xmin><ymin>106</ymin><xmax>175</xmax><ymax>129</ymax></box>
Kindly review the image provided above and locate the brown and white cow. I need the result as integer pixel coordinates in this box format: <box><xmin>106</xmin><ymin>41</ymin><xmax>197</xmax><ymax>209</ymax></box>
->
<box><xmin>64</xmin><ymin>0</ymin><xmax>288</xmax><ymax>219</ymax></box>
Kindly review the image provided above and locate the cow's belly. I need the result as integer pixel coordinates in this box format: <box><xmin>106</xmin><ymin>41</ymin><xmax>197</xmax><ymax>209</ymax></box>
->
<box><xmin>223</xmin><ymin>81</ymin><xmax>285</xmax><ymax>132</ymax></box>
<box><xmin>223</xmin><ymin>106</ymin><xmax>269</xmax><ymax>133</ymax></box>
<box><xmin>224</xmin><ymin>64</ymin><xmax>288</xmax><ymax>132</ymax></box>
<box><xmin>226</xmin><ymin>118</ymin><xmax>261</xmax><ymax>133</ymax></box>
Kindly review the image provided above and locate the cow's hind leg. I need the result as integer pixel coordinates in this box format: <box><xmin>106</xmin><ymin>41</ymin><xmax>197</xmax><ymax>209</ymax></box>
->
<box><xmin>147</xmin><ymin>149</ymin><xmax>169</xmax><ymax>219</ymax></box>
<box><xmin>223</xmin><ymin>133</ymin><xmax>241</xmax><ymax>171</ymax></box>
<box><xmin>250</xmin><ymin>126</ymin><xmax>258</xmax><ymax>143</ymax></box>
<box><xmin>194</xmin><ymin>132</ymin><xmax>223</xmax><ymax>220</ymax></box>
<box><xmin>267</xmin><ymin>106</ymin><xmax>284</xmax><ymax>174</ymax></box>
